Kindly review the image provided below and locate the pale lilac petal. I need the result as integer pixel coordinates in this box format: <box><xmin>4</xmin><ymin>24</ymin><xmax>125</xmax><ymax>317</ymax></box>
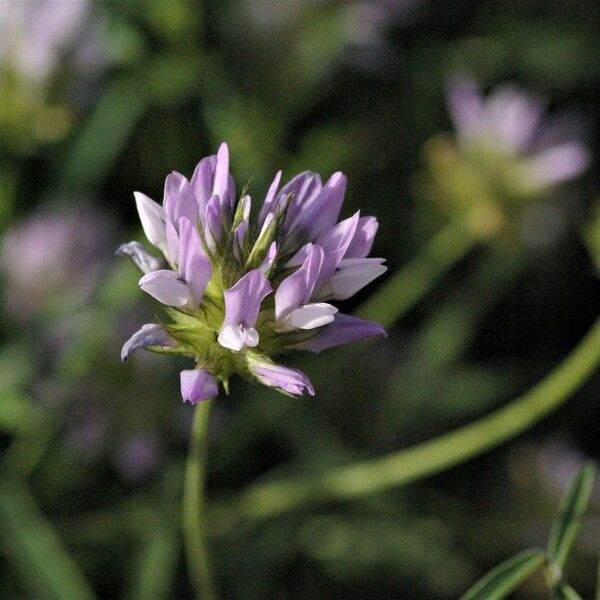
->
<box><xmin>446</xmin><ymin>77</ymin><xmax>484</xmax><ymax>145</ymax></box>
<box><xmin>285</xmin><ymin>172</ymin><xmax>347</xmax><ymax>247</ymax></box>
<box><xmin>134</xmin><ymin>192</ymin><xmax>166</xmax><ymax>248</ymax></box>
<box><xmin>217</xmin><ymin>324</ymin><xmax>246</xmax><ymax>351</ymax></box>
<box><xmin>258</xmin><ymin>170</ymin><xmax>282</xmax><ymax>225</ymax></box>
<box><xmin>164</xmin><ymin>172</ymin><xmax>197</xmax><ymax>227</ymax></box>
<box><xmin>248</xmin><ymin>359</ymin><xmax>315</xmax><ymax>396</ymax></box>
<box><xmin>316</xmin><ymin>211</ymin><xmax>359</xmax><ymax>287</ymax></box>
<box><xmin>222</xmin><ymin>269</ymin><xmax>272</xmax><ymax>328</ymax></box>
<box><xmin>280</xmin><ymin>171</ymin><xmax>323</xmax><ymax>226</ymax></box>
<box><xmin>116</xmin><ymin>241</ymin><xmax>164</xmax><ymax>274</ymax></box>
<box><xmin>213</xmin><ymin>143</ymin><xmax>235</xmax><ymax>209</ymax></box>
<box><xmin>121</xmin><ymin>323</ymin><xmax>175</xmax><ymax>362</ymax></box>
<box><xmin>521</xmin><ymin>143</ymin><xmax>590</xmax><ymax>187</ymax></box>
<box><xmin>139</xmin><ymin>269</ymin><xmax>189</xmax><ymax>307</ymax></box>
<box><xmin>180</xmin><ymin>369</ymin><xmax>219</xmax><ymax>404</ymax></box>
<box><xmin>203</xmin><ymin>195</ymin><xmax>222</xmax><ymax>250</ymax></box>
<box><xmin>319</xmin><ymin>257</ymin><xmax>387</xmax><ymax>300</ymax></box>
<box><xmin>190</xmin><ymin>155</ymin><xmax>217</xmax><ymax>213</ymax></box>
<box><xmin>165</xmin><ymin>218</ymin><xmax>179</xmax><ymax>267</ymax></box>
<box><xmin>286</xmin><ymin>303</ymin><xmax>337</xmax><ymax>330</ymax></box>
<box><xmin>178</xmin><ymin>217</ymin><xmax>212</xmax><ymax>307</ymax></box>
<box><xmin>485</xmin><ymin>86</ymin><xmax>544</xmax><ymax>152</ymax></box>
<box><xmin>345</xmin><ymin>216</ymin><xmax>379</xmax><ymax>259</ymax></box>
<box><xmin>275</xmin><ymin>244</ymin><xmax>324</xmax><ymax>322</ymax></box>
<box><xmin>296</xmin><ymin>313</ymin><xmax>386</xmax><ymax>353</ymax></box>
<box><xmin>259</xmin><ymin>241</ymin><xmax>278</xmax><ymax>273</ymax></box>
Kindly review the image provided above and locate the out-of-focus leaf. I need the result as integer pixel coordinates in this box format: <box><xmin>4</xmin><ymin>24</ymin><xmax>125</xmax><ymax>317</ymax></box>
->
<box><xmin>0</xmin><ymin>395</ymin><xmax>41</xmax><ymax>434</ymax></box>
<box><xmin>459</xmin><ymin>549</ymin><xmax>545</xmax><ymax>600</ymax></box>
<box><xmin>556</xmin><ymin>582</ymin><xmax>583</xmax><ymax>600</ymax></box>
<box><xmin>58</xmin><ymin>76</ymin><xmax>147</xmax><ymax>193</ymax></box>
<box><xmin>547</xmin><ymin>463</ymin><xmax>595</xmax><ymax>571</ymax></box>
<box><xmin>127</xmin><ymin>518</ymin><xmax>179</xmax><ymax>600</ymax></box>
<box><xmin>0</xmin><ymin>480</ymin><xmax>95</xmax><ymax>600</ymax></box>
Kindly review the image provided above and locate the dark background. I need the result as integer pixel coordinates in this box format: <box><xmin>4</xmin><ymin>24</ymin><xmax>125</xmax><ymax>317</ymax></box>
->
<box><xmin>1</xmin><ymin>1</ymin><xmax>600</xmax><ymax>598</ymax></box>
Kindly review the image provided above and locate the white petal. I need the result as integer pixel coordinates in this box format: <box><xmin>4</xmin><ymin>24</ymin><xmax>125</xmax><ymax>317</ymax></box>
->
<box><xmin>139</xmin><ymin>270</ymin><xmax>189</xmax><ymax>307</ymax></box>
<box><xmin>218</xmin><ymin>324</ymin><xmax>245</xmax><ymax>351</ymax></box>
<box><xmin>134</xmin><ymin>192</ymin><xmax>166</xmax><ymax>248</ymax></box>
<box><xmin>244</xmin><ymin>327</ymin><xmax>260</xmax><ymax>347</ymax></box>
<box><xmin>287</xmin><ymin>303</ymin><xmax>338</xmax><ymax>330</ymax></box>
<box><xmin>328</xmin><ymin>258</ymin><xmax>387</xmax><ymax>300</ymax></box>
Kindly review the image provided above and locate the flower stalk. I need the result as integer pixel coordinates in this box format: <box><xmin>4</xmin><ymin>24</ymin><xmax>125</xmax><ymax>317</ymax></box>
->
<box><xmin>355</xmin><ymin>218</ymin><xmax>477</xmax><ymax>327</ymax></box>
<box><xmin>209</xmin><ymin>314</ymin><xmax>600</xmax><ymax>534</ymax></box>
<box><xmin>183</xmin><ymin>400</ymin><xmax>217</xmax><ymax>600</ymax></box>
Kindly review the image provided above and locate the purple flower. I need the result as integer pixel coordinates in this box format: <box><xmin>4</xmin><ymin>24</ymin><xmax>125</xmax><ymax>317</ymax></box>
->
<box><xmin>120</xmin><ymin>143</ymin><xmax>387</xmax><ymax>400</ymax></box>
<box><xmin>446</xmin><ymin>76</ymin><xmax>589</xmax><ymax>191</ymax></box>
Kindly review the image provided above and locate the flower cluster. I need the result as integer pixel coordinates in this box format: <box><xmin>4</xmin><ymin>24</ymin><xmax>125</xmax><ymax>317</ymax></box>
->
<box><xmin>119</xmin><ymin>144</ymin><xmax>386</xmax><ymax>402</ymax></box>
<box><xmin>446</xmin><ymin>76</ymin><xmax>589</xmax><ymax>195</ymax></box>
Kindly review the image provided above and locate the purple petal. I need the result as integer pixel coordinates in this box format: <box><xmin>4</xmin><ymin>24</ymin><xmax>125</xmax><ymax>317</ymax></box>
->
<box><xmin>163</xmin><ymin>172</ymin><xmax>197</xmax><ymax>227</ymax></box>
<box><xmin>222</xmin><ymin>269</ymin><xmax>272</xmax><ymax>328</ymax></box>
<box><xmin>296</xmin><ymin>313</ymin><xmax>387</xmax><ymax>353</ymax></box>
<box><xmin>180</xmin><ymin>369</ymin><xmax>219</xmax><ymax>404</ymax></box>
<box><xmin>320</xmin><ymin>257</ymin><xmax>387</xmax><ymax>300</ymax></box>
<box><xmin>121</xmin><ymin>323</ymin><xmax>175</xmax><ymax>362</ymax></box>
<box><xmin>315</xmin><ymin>211</ymin><xmax>360</xmax><ymax>287</ymax></box>
<box><xmin>203</xmin><ymin>194</ymin><xmax>222</xmax><ymax>250</ymax></box>
<box><xmin>134</xmin><ymin>192</ymin><xmax>166</xmax><ymax>248</ymax></box>
<box><xmin>116</xmin><ymin>241</ymin><xmax>165</xmax><ymax>274</ymax></box>
<box><xmin>178</xmin><ymin>217</ymin><xmax>212</xmax><ymax>307</ymax></box>
<box><xmin>190</xmin><ymin>155</ymin><xmax>217</xmax><ymax>214</ymax></box>
<box><xmin>165</xmin><ymin>218</ymin><xmax>179</xmax><ymax>267</ymax></box>
<box><xmin>287</xmin><ymin>172</ymin><xmax>348</xmax><ymax>248</ymax></box>
<box><xmin>139</xmin><ymin>269</ymin><xmax>189</xmax><ymax>307</ymax></box>
<box><xmin>280</xmin><ymin>171</ymin><xmax>323</xmax><ymax>226</ymax></box>
<box><xmin>345</xmin><ymin>216</ymin><xmax>379</xmax><ymax>259</ymax></box>
<box><xmin>248</xmin><ymin>359</ymin><xmax>315</xmax><ymax>396</ymax></box>
<box><xmin>275</xmin><ymin>243</ymin><xmax>324</xmax><ymax>322</ymax></box>
<box><xmin>260</xmin><ymin>241</ymin><xmax>278</xmax><ymax>273</ymax></box>
<box><xmin>446</xmin><ymin>76</ymin><xmax>483</xmax><ymax>144</ymax></box>
<box><xmin>522</xmin><ymin>143</ymin><xmax>590</xmax><ymax>187</ymax></box>
<box><xmin>258</xmin><ymin>170</ymin><xmax>282</xmax><ymax>226</ymax></box>
<box><xmin>213</xmin><ymin>143</ymin><xmax>235</xmax><ymax>210</ymax></box>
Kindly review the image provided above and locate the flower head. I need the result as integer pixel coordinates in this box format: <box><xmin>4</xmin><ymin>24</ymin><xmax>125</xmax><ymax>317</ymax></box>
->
<box><xmin>119</xmin><ymin>143</ymin><xmax>386</xmax><ymax>402</ymax></box>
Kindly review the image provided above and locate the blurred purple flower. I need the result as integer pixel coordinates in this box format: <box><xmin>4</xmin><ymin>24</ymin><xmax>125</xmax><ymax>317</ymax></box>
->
<box><xmin>0</xmin><ymin>204</ymin><xmax>114</xmax><ymax>319</ymax></box>
<box><xmin>446</xmin><ymin>77</ymin><xmax>589</xmax><ymax>191</ymax></box>
<box><xmin>120</xmin><ymin>143</ymin><xmax>387</xmax><ymax>402</ymax></box>
<box><xmin>116</xmin><ymin>433</ymin><xmax>162</xmax><ymax>484</ymax></box>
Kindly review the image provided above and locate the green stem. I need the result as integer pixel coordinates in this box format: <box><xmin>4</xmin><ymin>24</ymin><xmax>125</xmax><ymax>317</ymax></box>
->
<box><xmin>183</xmin><ymin>400</ymin><xmax>217</xmax><ymax>600</ymax></box>
<box><xmin>355</xmin><ymin>218</ymin><xmax>477</xmax><ymax>327</ymax></box>
<box><xmin>210</xmin><ymin>316</ymin><xmax>600</xmax><ymax>534</ymax></box>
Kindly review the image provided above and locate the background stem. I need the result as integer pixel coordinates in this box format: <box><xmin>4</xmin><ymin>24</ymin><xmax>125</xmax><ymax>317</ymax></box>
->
<box><xmin>355</xmin><ymin>218</ymin><xmax>478</xmax><ymax>327</ymax></box>
<box><xmin>211</xmin><ymin>315</ymin><xmax>600</xmax><ymax>533</ymax></box>
<box><xmin>183</xmin><ymin>400</ymin><xmax>217</xmax><ymax>600</ymax></box>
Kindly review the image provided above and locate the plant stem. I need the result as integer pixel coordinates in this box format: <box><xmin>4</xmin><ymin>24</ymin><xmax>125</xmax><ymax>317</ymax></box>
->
<box><xmin>210</xmin><ymin>316</ymin><xmax>600</xmax><ymax>534</ymax></box>
<box><xmin>183</xmin><ymin>400</ymin><xmax>217</xmax><ymax>600</ymax></box>
<box><xmin>355</xmin><ymin>218</ymin><xmax>478</xmax><ymax>327</ymax></box>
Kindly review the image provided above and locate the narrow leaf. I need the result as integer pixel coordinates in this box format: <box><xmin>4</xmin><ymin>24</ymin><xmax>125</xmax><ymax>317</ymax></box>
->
<box><xmin>460</xmin><ymin>549</ymin><xmax>545</xmax><ymax>600</ymax></box>
<box><xmin>547</xmin><ymin>463</ymin><xmax>596</xmax><ymax>570</ymax></box>
<box><xmin>0</xmin><ymin>480</ymin><xmax>95</xmax><ymax>600</ymax></box>
<box><xmin>555</xmin><ymin>582</ymin><xmax>583</xmax><ymax>600</ymax></box>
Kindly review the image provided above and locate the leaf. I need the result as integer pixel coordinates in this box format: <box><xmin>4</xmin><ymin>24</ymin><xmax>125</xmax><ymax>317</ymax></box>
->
<box><xmin>0</xmin><ymin>480</ymin><xmax>95</xmax><ymax>600</ymax></box>
<box><xmin>460</xmin><ymin>549</ymin><xmax>545</xmax><ymax>600</ymax></box>
<box><xmin>547</xmin><ymin>463</ymin><xmax>596</xmax><ymax>571</ymax></box>
<box><xmin>126</xmin><ymin>518</ymin><xmax>179</xmax><ymax>600</ymax></box>
<box><xmin>555</xmin><ymin>582</ymin><xmax>583</xmax><ymax>600</ymax></box>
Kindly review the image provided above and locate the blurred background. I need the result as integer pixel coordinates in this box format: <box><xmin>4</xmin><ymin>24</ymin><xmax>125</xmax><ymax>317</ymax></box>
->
<box><xmin>1</xmin><ymin>1</ymin><xmax>600</xmax><ymax>598</ymax></box>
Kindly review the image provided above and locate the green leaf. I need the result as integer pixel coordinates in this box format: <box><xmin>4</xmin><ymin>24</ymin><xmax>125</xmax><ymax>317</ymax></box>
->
<box><xmin>126</xmin><ymin>518</ymin><xmax>179</xmax><ymax>600</ymax></box>
<box><xmin>460</xmin><ymin>549</ymin><xmax>545</xmax><ymax>600</ymax></box>
<box><xmin>547</xmin><ymin>463</ymin><xmax>596</xmax><ymax>571</ymax></box>
<box><xmin>555</xmin><ymin>582</ymin><xmax>583</xmax><ymax>600</ymax></box>
<box><xmin>0</xmin><ymin>480</ymin><xmax>95</xmax><ymax>600</ymax></box>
